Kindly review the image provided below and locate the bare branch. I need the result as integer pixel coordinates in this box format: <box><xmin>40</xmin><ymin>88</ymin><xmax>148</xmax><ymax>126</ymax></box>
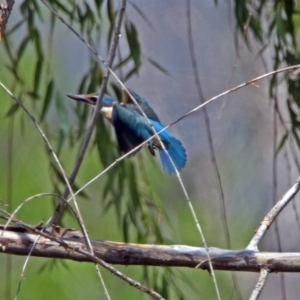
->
<box><xmin>247</xmin><ymin>178</ymin><xmax>300</xmax><ymax>250</ymax></box>
<box><xmin>44</xmin><ymin>0</ymin><xmax>127</xmax><ymax>225</ymax></box>
<box><xmin>2</xmin><ymin>226</ymin><xmax>300</xmax><ymax>273</ymax></box>
<box><xmin>249</xmin><ymin>268</ymin><xmax>269</xmax><ymax>300</ymax></box>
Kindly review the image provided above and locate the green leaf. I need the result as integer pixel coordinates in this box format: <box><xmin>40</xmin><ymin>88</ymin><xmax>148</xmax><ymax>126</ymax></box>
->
<box><xmin>33</xmin><ymin>56</ymin><xmax>44</xmax><ymax>97</ymax></box>
<box><xmin>40</xmin><ymin>80</ymin><xmax>54</xmax><ymax>122</ymax></box>
<box><xmin>6</xmin><ymin>103</ymin><xmax>20</xmax><ymax>117</ymax></box>
<box><xmin>106</xmin><ymin>0</ymin><xmax>115</xmax><ymax>51</ymax></box>
<box><xmin>113</xmin><ymin>53</ymin><xmax>131</xmax><ymax>70</ymax></box>
<box><xmin>124</xmin><ymin>67</ymin><xmax>138</xmax><ymax>81</ymax></box>
<box><xmin>125</xmin><ymin>21</ymin><xmax>141</xmax><ymax>71</ymax></box>
<box><xmin>31</xmin><ymin>29</ymin><xmax>43</xmax><ymax>58</ymax></box>
<box><xmin>17</xmin><ymin>36</ymin><xmax>30</xmax><ymax>62</ymax></box>
<box><xmin>147</xmin><ymin>58</ymin><xmax>169</xmax><ymax>75</ymax></box>
<box><xmin>93</xmin><ymin>0</ymin><xmax>103</xmax><ymax>18</ymax></box>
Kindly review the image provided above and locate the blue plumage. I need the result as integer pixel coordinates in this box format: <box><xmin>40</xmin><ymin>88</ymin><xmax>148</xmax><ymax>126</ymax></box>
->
<box><xmin>67</xmin><ymin>90</ymin><xmax>187</xmax><ymax>174</ymax></box>
<box><xmin>150</xmin><ymin>121</ymin><xmax>187</xmax><ymax>174</ymax></box>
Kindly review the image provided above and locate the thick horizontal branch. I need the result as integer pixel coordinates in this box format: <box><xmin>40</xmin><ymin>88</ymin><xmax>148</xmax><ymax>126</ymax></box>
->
<box><xmin>1</xmin><ymin>226</ymin><xmax>300</xmax><ymax>273</ymax></box>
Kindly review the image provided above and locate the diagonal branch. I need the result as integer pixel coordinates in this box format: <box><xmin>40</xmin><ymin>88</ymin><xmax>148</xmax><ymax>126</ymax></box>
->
<box><xmin>247</xmin><ymin>177</ymin><xmax>300</xmax><ymax>250</ymax></box>
<box><xmin>249</xmin><ymin>268</ymin><xmax>269</xmax><ymax>300</ymax></box>
<box><xmin>45</xmin><ymin>0</ymin><xmax>127</xmax><ymax>225</ymax></box>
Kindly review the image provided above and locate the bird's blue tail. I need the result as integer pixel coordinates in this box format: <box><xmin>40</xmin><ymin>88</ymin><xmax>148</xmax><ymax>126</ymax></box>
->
<box><xmin>158</xmin><ymin>137</ymin><xmax>187</xmax><ymax>174</ymax></box>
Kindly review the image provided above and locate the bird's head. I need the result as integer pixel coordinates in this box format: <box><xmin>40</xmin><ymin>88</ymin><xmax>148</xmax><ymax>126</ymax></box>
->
<box><xmin>67</xmin><ymin>93</ymin><xmax>116</xmax><ymax>121</ymax></box>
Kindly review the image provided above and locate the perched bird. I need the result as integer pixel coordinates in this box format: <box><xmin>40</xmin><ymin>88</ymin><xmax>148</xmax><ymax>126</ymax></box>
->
<box><xmin>67</xmin><ymin>89</ymin><xmax>187</xmax><ymax>174</ymax></box>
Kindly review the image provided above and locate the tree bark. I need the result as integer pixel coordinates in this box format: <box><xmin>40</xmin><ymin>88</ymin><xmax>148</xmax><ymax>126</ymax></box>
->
<box><xmin>1</xmin><ymin>225</ymin><xmax>300</xmax><ymax>272</ymax></box>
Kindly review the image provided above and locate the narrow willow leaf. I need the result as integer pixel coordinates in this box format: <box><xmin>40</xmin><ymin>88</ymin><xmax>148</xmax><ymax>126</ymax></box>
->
<box><xmin>16</xmin><ymin>36</ymin><xmax>30</xmax><ymax>62</ymax></box>
<box><xmin>125</xmin><ymin>21</ymin><xmax>141</xmax><ymax>70</ymax></box>
<box><xmin>147</xmin><ymin>58</ymin><xmax>169</xmax><ymax>75</ymax></box>
<box><xmin>31</xmin><ymin>28</ymin><xmax>43</xmax><ymax>58</ymax></box>
<box><xmin>40</xmin><ymin>79</ymin><xmax>54</xmax><ymax>122</ymax></box>
<box><xmin>6</xmin><ymin>103</ymin><xmax>20</xmax><ymax>117</ymax></box>
<box><xmin>33</xmin><ymin>56</ymin><xmax>44</xmax><ymax>97</ymax></box>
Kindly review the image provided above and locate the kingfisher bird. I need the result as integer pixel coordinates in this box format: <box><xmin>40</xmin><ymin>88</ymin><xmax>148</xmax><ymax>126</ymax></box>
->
<box><xmin>67</xmin><ymin>89</ymin><xmax>187</xmax><ymax>174</ymax></box>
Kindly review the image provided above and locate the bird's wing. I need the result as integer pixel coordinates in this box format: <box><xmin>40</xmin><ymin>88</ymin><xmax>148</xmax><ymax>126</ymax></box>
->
<box><xmin>122</xmin><ymin>89</ymin><xmax>161</xmax><ymax>123</ymax></box>
<box><xmin>114</xmin><ymin>104</ymin><xmax>153</xmax><ymax>137</ymax></box>
<box><xmin>113</xmin><ymin>121</ymin><xmax>144</xmax><ymax>156</ymax></box>
<box><xmin>113</xmin><ymin>103</ymin><xmax>187</xmax><ymax>174</ymax></box>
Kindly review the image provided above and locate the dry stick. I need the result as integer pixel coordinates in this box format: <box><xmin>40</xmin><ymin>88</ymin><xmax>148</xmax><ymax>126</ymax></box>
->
<box><xmin>44</xmin><ymin>0</ymin><xmax>127</xmax><ymax>226</ymax></box>
<box><xmin>249</xmin><ymin>268</ymin><xmax>270</xmax><ymax>300</ymax></box>
<box><xmin>247</xmin><ymin>177</ymin><xmax>300</xmax><ymax>250</ymax></box>
<box><xmin>218</xmin><ymin>0</ymin><xmax>254</xmax><ymax>117</ymax></box>
<box><xmin>283</xmin><ymin>147</ymin><xmax>300</xmax><ymax>230</ymax></box>
<box><xmin>5</xmin><ymin>226</ymin><xmax>300</xmax><ymax>272</ymax></box>
<box><xmin>185</xmin><ymin>0</ymin><xmax>236</xmax><ymax>298</ymax></box>
<box><xmin>0</xmin><ymin>220</ymin><xmax>165</xmax><ymax>300</ymax></box>
<box><xmin>42</xmin><ymin>1</ymin><xmax>125</xmax><ymax>299</ymax></box>
<box><xmin>272</xmin><ymin>86</ymin><xmax>300</xmax><ymax>171</ymax></box>
<box><xmin>273</xmin><ymin>79</ymin><xmax>300</xmax><ymax>231</ymax></box>
<box><xmin>273</xmin><ymin>98</ymin><xmax>287</xmax><ymax>300</ymax></box>
<box><xmin>0</xmin><ymin>83</ymin><xmax>108</xmax><ymax>298</ymax></box>
<box><xmin>41</xmin><ymin>2</ymin><xmax>215</xmax><ymax>295</ymax></box>
<box><xmin>6</xmin><ymin>113</ymin><xmax>14</xmax><ymax>300</ymax></box>
<box><xmin>263</xmin><ymin>56</ymin><xmax>300</xmax><ymax>299</ymax></box>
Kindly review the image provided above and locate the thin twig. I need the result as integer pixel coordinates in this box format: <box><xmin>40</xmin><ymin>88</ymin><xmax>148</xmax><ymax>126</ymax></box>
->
<box><xmin>247</xmin><ymin>177</ymin><xmax>300</xmax><ymax>250</ymax></box>
<box><xmin>5</xmin><ymin>112</ymin><xmax>14</xmax><ymax>300</ymax></box>
<box><xmin>185</xmin><ymin>0</ymin><xmax>235</xmax><ymax>298</ymax></box>
<box><xmin>0</xmin><ymin>82</ymin><xmax>77</xmax><ymax>213</ymax></box>
<box><xmin>249</xmin><ymin>268</ymin><xmax>269</xmax><ymax>300</ymax></box>
<box><xmin>273</xmin><ymin>97</ymin><xmax>286</xmax><ymax>300</ymax></box>
<box><xmin>42</xmin><ymin>2</ymin><xmax>127</xmax><ymax>298</ymax></box>
<box><xmin>43</xmin><ymin>0</ymin><xmax>126</xmax><ymax>227</ymax></box>
<box><xmin>283</xmin><ymin>147</ymin><xmax>300</xmax><ymax>231</ymax></box>
<box><xmin>0</xmin><ymin>81</ymin><xmax>106</xmax><ymax>299</ymax></box>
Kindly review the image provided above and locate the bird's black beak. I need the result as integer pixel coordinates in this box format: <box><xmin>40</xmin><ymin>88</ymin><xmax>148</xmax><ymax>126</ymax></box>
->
<box><xmin>67</xmin><ymin>94</ymin><xmax>95</xmax><ymax>106</ymax></box>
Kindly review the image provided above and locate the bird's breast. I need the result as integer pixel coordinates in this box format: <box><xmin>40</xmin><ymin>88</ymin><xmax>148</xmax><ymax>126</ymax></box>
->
<box><xmin>101</xmin><ymin>106</ymin><xmax>113</xmax><ymax>122</ymax></box>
